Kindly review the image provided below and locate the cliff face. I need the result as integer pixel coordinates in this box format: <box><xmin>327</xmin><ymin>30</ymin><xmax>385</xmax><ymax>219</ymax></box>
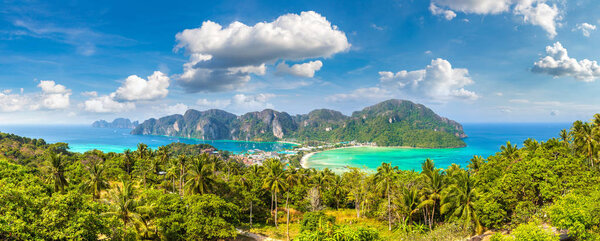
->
<box><xmin>92</xmin><ymin>118</ymin><xmax>139</xmax><ymax>129</ymax></box>
<box><xmin>131</xmin><ymin>99</ymin><xmax>468</xmax><ymax>147</ymax></box>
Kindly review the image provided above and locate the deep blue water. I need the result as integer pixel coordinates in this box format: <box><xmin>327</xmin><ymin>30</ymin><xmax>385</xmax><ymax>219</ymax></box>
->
<box><xmin>0</xmin><ymin>125</ymin><xmax>296</xmax><ymax>153</ymax></box>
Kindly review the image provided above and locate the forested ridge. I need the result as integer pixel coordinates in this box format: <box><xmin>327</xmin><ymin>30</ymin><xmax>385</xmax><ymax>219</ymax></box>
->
<box><xmin>2</xmin><ymin>115</ymin><xmax>600</xmax><ymax>240</ymax></box>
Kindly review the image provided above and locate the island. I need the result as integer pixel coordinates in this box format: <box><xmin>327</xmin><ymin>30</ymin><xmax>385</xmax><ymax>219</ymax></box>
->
<box><xmin>131</xmin><ymin>99</ymin><xmax>467</xmax><ymax>148</ymax></box>
<box><xmin>92</xmin><ymin>118</ymin><xmax>139</xmax><ymax>129</ymax></box>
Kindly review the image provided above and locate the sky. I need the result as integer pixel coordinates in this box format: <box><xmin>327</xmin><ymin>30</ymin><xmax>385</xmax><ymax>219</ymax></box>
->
<box><xmin>1</xmin><ymin>0</ymin><xmax>600</xmax><ymax>124</ymax></box>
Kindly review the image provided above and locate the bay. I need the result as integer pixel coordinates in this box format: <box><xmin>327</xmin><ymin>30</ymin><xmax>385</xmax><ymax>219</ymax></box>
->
<box><xmin>304</xmin><ymin>123</ymin><xmax>571</xmax><ymax>172</ymax></box>
<box><xmin>0</xmin><ymin>125</ymin><xmax>296</xmax><ymax>153</ymax></box>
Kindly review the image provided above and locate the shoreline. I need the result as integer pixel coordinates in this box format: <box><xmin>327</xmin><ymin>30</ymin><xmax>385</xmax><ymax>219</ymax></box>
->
<box><xmin>299</xmin><ymin>144</ymin><xmax>466</xmax><ymax>168</ymax></box>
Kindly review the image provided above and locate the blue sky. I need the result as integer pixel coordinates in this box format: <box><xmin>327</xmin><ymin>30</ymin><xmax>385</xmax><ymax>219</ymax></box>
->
<box><xmin>1</xmin><ymin>0</ymin><xmax>600</xmax><ymax>124</ymax></box>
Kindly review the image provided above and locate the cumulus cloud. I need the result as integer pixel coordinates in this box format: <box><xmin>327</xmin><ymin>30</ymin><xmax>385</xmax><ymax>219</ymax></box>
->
<box><xmin>429</xmin><ymin>3</ymin><xmax>457</xmax><ymax>20</ymax></box>
<box><xmin>152</xmin><ymin>103</ymin><xmax>189</xmax><ymax>116</ymax></box>
<box><xmin>326</xmin><ymin>87</ymin><xmax>392</xmax><ymax>102</ymax></box>
<box><xmin>38</xmin><ymin>80</ymin><xmax>71</xmax><ymax>109</ymax></box>
<box><xmin>174</xmin><ymin>11</ymin><xmax>350</xmax><ymax>92</ymax></box>
<box><xmin>430</xmin><ymin>0</ymin><xmax>561</xmax><ymax>38</ymax></box>
<box><xmin>0</xmin><ymin>91</ymin><xmax>32</xmax><ymax>112</ymax></box>
<box><xmin>83</xmin><ymin>93</ymin><xmax>135</xmax><ymax>113</ymax></box>
<box><xmin>532</xmin><ymin>42</ymin><xmax>600</xmax><ymax>82</ymax></box>
<box><xmin>276</xmin><ymin>61</ymin><xmax>323</xmax><ymax>78</ymax></box>
<box><xmin>196</xmin><ymin>98</ymin><xmax>231</xmax><ymax>109</ymax></box>
<box><xmin>379</xmin><ymin>58</ymin><xmax>479</xmax><ymax>101</ymax></box>
<box><xmin>114</xmin><ymin>71</ymin><xmax>169</xmax><ymax>101</ymax></box>
<box><xmin>575</xmin><ymin>23</ymin><xmax>596</xmax><ymax>37</ymax></box>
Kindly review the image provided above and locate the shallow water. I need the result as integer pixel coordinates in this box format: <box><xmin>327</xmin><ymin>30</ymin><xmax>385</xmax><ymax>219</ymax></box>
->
<box><xmin>0</xmin><ymin>125</ymin><xmax>296</xmax><ymax>153</ymax></box>
<box><xmin>305</xmin><ymin>123</ymin><xmax>571</xmax><ymax>172</ymax></box>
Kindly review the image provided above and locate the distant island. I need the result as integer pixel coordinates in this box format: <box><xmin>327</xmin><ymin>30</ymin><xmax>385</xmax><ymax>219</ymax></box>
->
<box><xmin>132</xmin><ymin>99</ymin><xmax>467</xmax><ymax>148</ymax></box>
<box><xmin>92</xmin><ymin>118</ymin><xmax>139</xmax><ymax>129</ymax></box>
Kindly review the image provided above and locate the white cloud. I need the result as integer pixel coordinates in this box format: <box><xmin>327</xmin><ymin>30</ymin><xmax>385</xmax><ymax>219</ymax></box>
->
<box><xmin>81</xmin><ymin>91</ymin><xmax>98</xmax><ymax>97</ymax></box>
<box><xmin>38</xmin><ymin>80</ymin><xmax>71</xmax><ymax>109</ymax></box>
<box><xmin>196</xmin><ymin>98</ymin><xmax>231</xmax><ymax>109</ymax></box>
<box><xmin>371</xmin><ymin>24</ymin><xmax>384</xmax><ymax>31</ymax></box>
<box><xmin>326</xmin><ymin>87</ymin><xmax>392</xmax><ymax>102</ymax></box>
<box><xmin>231</xmin><ymin>93</ymin><xmax>275</xmax><ymax>111</ymax></box>
<box><xmin>509</xmin><ymin>99</ymin><xmax>530</xmax><ymax>103</ymax></box>
<box><xmin>174</xmin><ymin>11</ymin><xmax>350</xmax><ymax>92</ymax></box>
<box><xmin>152</xmin><ymin>103</ymin><xmax>189</xmax><ymax>116</ymax></box>
<box><xmin>430</xmin><ymin>0</ymin><xmax>561</xmax><ymax>38</ymax></box>
<box><xmin>379</xmin><ymin>58</ymin><xmax>479</xmax><ymax>101</ymax></box>
<box><xmin>83</xmin><ymin>94</ymin><xmax>135</xmax><ymax>113</ymax></box>
<box><xmin>575</xmin><ymin>23</ymin><xmax>596</xmax><ymax>37</ymax></box>
<box><xmin>429</xmin><ymin>3</ymin><xmax>457</xmax><ymax>20</ymax></box>
<box><xmin>114</xmin><ymin>71</ymin><xmax>170</xmax><ymax>101</ymax></box>
<box><xmin>0</xmin><ymin>92</ymin><xmax>31</xmax><ymax>112</ymax></box>
<box><xmin>275</xmin><ymin>60</ymin><xmax>323</xmax><ymax>78</ymax></box>
<box><xmin>532</xmin><ymin>42</ymin><xmax>600</xmax><ymax>82</ymax></box>
<box><xmin>513</xmin><ymin>0</ymin><xmax>560</xmax><ymax>38</ymax></box>
<box><xmin>550</xmin><ymin>110</ymin><xmax>559</xmax><ymax>116</ymax></box>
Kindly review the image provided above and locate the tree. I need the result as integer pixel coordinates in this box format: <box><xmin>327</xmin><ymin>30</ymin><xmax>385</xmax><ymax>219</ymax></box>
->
<box><xmin>329</xmin><ymin>175</ymin><xmax>345</xmax><ymax>210</ymax></box>
<box><xmin>84</xmin><ymin>161</ymin><xmax>108</xmax><ymax>200</ymax></box>
<box><xmin>572</xmin><ymin>120</ymin><xmax>597</xmax><ymax>167</ymax></box>
<box><xmin>419</xmin><ymin>161</ymin><xmax>445</xmax><ymax>230</ymax></box>
<box><xmin>375</xmin><ymin>162</ymin><xmax>398</xmax><ymax>231</ymax></box>
<box><xmin>177</xmin><ymin>155</ymin><xmax>188</xmax><ymax>196</ymax></box>
<box><xmin>106</xmin><ymin>180</ymin><xmax>139</xmax><ymax>230</ymax></box>
<box><xmin>121</xmin><ymin>149</ymin><xmax>135</xmax><ymax>176</ymax></box>
<box><xmin>185</xmin><ymin>155</ymin><xmax>216</xmax><ymax>195</ymax></box>
<box><xmin>398</xmin><ymin>186</ymin><xmax>420</xmax><ymax>225</ymax></box>
<box><xmin>500</xmin><ymin>141</ymin><xmax>519</xmax><ymax>162</ymax></box>
<box><xmin>48</xmin><ymin>152</ymin><xmax>68</xmax><ymax>193</ymax></box>
<box><xmin>344</xmin><ymin>167</ymin><xmax>366</xmax><ymax>218</ymax></box>
<box><xmin>441</xmin><ymin>172</ymin><xmax>482</xmax><ymax>234</ymax></box>
<box><xmin>262</xmin><ymin>159</ymin><xmax>286</xmax><ymax>227</ymax></box>
<box><xmin>184</xmin><ymin>194</ymin><xmax>239</xmax><ymax>240</ymax></box>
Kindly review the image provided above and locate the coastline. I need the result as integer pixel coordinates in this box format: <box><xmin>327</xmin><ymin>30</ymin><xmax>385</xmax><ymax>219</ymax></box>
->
<box><xmin>299</xmin><ymin>144</ymin><xmax>466</xmax><ymax>169</ymax></box>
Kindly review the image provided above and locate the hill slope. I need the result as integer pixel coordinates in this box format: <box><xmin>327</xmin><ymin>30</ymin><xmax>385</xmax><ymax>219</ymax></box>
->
<box><xmin>131</xmin><ymin>99</ymin><xmax>467</xmax><ymax>148</ymax></box>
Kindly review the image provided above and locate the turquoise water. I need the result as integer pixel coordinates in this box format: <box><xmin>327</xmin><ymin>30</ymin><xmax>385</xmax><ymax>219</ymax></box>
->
<box><xmin>0</xmin><ymin>125</ymin><xmax>296</xmax><ymax>153</ymax></box>
<box><xmin>305</xmin><ymin>123</ymin><xmax>571</xmax><ymax>172</ymax></box>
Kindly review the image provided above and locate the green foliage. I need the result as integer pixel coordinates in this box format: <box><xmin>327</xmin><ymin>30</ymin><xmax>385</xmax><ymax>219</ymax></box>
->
<box><xmin>511</xmin><ymin>222</ymin><xmax>560</xmax><ymax>241</ymax></box>
<box><xmin>547</xmin><ymin>190</ymin><xmax>600</xmax><ymax>240</ymax></box>
<box><xmin>184</xmin><ymin>194</ymin><xmax>240</xmax><ymax>240</ymax></box>
<box><xmin>300</xmin><ymin>211</ymin><xmax>336</xmax><ymax>232</ymax></box>
<box><xmin>295</xmin><ymin>225</ymin><xmax>381</xmax><ymax>241</ymax></box>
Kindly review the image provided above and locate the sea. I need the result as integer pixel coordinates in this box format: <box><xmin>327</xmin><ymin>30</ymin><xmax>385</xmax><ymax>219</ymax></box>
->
<box><xmin>0</xmin><ymin>125</ymin><xmax>296</xmax><ymax>154</ymax></box>
<box><xmin>304</xmin><ymin>123</ymin><xmax>571</xmax><ymax>172</ymax></box>
<box><xmin>0</xmin><ymin>123</ymin><xmax>571</xmax><ymax>171</ymax></box>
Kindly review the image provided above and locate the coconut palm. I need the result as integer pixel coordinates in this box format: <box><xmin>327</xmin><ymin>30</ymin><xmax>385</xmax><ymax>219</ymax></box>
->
<box><xmin>467</xmin><ymin>156</ymin><xmax>484</xmax><ymax>174</ymax></box>
<box><xmin>500</xmin><ymin>141</ymin><xmax>519</xmax><ymax>162</ymax></box>
<box><xmin>559</xmin><ymin>129</ymin><xmax>569</xmax><ymax>145</ymax></box>
<box><xmin>164</xmin><ymin>160</ymin><xmax>179</xmax><ymax>193</ymax></box>
<box><xmin>329</xmin><ymin>174</ymin><xmax>345</xmax><ymax>210</ymax></box>
<box><xmin>419</xmin><ymin>168</ymin><xmax>445</xmax><ymax>230</ymax></box>
<box><xmin>48</xmin><ymin>152</ymin><xmax>68</xmax><ymax>193</ymax></box>
<box><xmin>106</xmin><ymin>180</ymin><xmax>139</xmax><ymax>230</ymax></box>
<box><xmin>185</xmin><ymin>155</ymin><xmax>216</xmax><ymax>195</ymax></box>
<box><xmin>262</xmin><ymin>159</ymin><xmax>286</xmax><ymax>227</ymax></box>
<box><xmin>375</xmin><ymin>162</ymin><xmax>399</xmax><ymax>231</ymax></box>
<box><xmin>398</xmin><ymin>186</ymin><xmax>420</xmax><ymax>225</ymax></box>
<box><xmin>284</xmin><ymin>168</ymin><xmax>300</xmax><ymax>241</ymax></box>
<box><xmin>177</xmin><ymin>155</ymin><xmax>188</xmax><ymax>196</ymax></box>
<box><xmin>441</xmin><ymin>172</ymin><xmax>482</xmax><ymax>234</ymax></box>
<box><xmin>122</xmin><ymin>149</ymin><xmax>135</xmax><ymax>176</ymax></box>
<box><xmin>84</xmin><ymin>162</ymin><xmax>109</xmax><ymax>200</ymax></box>
<box><xmin>572</xmin><ymin>120</ymin><xmax>597</xmax><ymax>167</ymax></box>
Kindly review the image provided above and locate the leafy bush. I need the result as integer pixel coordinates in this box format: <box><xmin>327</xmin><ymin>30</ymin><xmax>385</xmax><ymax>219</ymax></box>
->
<box><xmin>295</xmin><ymin>225</ymin><xmax>380</xmax><ymax>241</ymax></box>
<box><xmin>300</xmin><ymin>211</ymin><xmax>336</xmax><ymax>232</ymax></box>
<box><xmin>511</xmin><ymin>222</ymin><xmax>559</xmax><ymax>241</ymax></box>
<box><xmin>547</xmin><ymin>190</ymin><xmax>600</xmax><ymax>240</ymax></box>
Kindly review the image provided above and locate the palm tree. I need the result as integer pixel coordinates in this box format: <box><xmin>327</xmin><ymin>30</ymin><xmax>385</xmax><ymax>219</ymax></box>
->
<box><xmin>48</xmin><ymin>152</ymin><xmax>68</xmax><ymax>193</ymax></box>
<box><xmin>572</xmin><ymin>120</ymin><xmax>597</xmax><ymax>167</ymax></box>
<box><xmin>185</xmin><ymin>156</ymin><xmax>216</xmax><ymax>195</ymax></box>
<box><xmin>84</xmin><ymin>162</ymin><xmax>109</xmax><ymax>200</ymax></box>
<box><xmin>177</xmin><ymin>155</ymin><xmax>188</xmax><ymax>196</ymax></box>
<box><xmin>421</xmin><ymin>158</ymin><xmax>435</xmax><ymax>177</ymax></box>
<box><xmin>106</xmin><ymin>180</ymin><xmax>139</xmax><ymax>230</ymax></box>
<box><xmin>122</xmin><ymin>149</ymin><xmax>135</xmax><ymax>176</ymax></box>
<box><xmin>329</xmin><ymin>175</ymin><xmax>345</xmax><ymax>210</ymax></box>
<box><xmin>284</xmin><ymin>169</ymin><xmax>299</xmax><ymax>241</ymax></box>
<box><xmin>375</xmin><ymin>162</ymin><xmax>399</xmax><ymax>231</ymax></box>
<box><xmin>398</xmin><ymin>186</ymin><xmax>420</xmax><ymax>225</ymax></box>
<box><xmin>441</xmin><ymin>172</ymin><xmax>482</xmax><ymax>234</ymax></box>
<box><xmin>500</xmin><ymin>141</ymin><xmax>519</xmax><ymax>162</ymax></box>
<box><xmin>419</xmin><ymin>168</ymin><xmax>445</xmax><ymax>230</ymax></box>
<box><xmin>559</xmin><ymin>129</ymin><xmax>569</xmax><ymax>145</ymax></box>
<box><xmin>344</xmin><ymin>167</ymin><xmax>366</xmax><ymax>218</ymax></box>
<box><xmin>165</xmin><ymin>160</ymin><xmax>179</xmax><ymax>193</ymax></box>
<box><xmin>467</xmin><ymin>156</ymin><xmax>484</xmax><ymax>174</ymax></box>
<box><xmin>262</xmin><ymin>159</ymin><xmax>286</xmax><ymax>227</ymax></box>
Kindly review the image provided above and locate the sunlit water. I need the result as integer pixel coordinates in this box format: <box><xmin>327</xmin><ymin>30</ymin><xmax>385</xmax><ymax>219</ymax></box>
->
<box><xmin>0</xmin><ymin>125</ymin><xmax>296</xmax><ymax>154</ymax></box>
<box><xmin>305</xmin><ymin>123</ymin><xmax>571</xmax><ymax>172</ymax></box>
